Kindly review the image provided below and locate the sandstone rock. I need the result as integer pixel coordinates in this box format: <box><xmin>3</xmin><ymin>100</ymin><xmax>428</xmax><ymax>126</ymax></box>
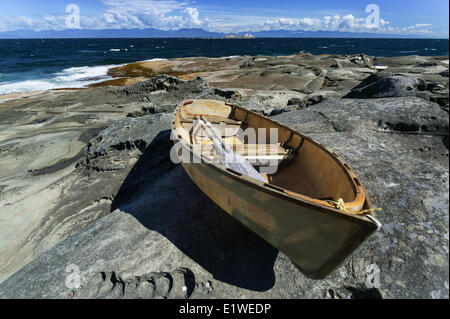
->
<box><xmin>236</xmin><ymin>89</ymin><xmax>307</xmax><ymax>115</ymax></box>
<box><xmin>0</xmin><ymin>53</ymin><xmax>448</xmax><ymax>299</ymax></box>
<box><xmin>269</xmin><ymin>95</ymin><xmax>326</xmax><ymax>116</ymax></box>
<box><xmin>1</xmin><ymin>96</ymin><xmax>447</xmax><ymax>299</ymax></box>
<box><xmin>268</xmin><ymin>105</ymin><xmax>299</xmax><ymax>117</ymax></box>
<box><xmin>0</xmin><ymin>74</ymin><xmax>231</xmax><ymax>284</ymax></box>
<box><xmin>98</xmin><ymin>54</ymin><xmax>378</xmax><ymax>99</ymax></box>
<box><xmin>372</xmin><ymin>55</ymin><xmax>449</xmax><ymax>108</ymax></box>
<box><xmin>331</xmin><ymin>54</ymin><xmax>374</xmax><ymax>68</ymax></box>
<box><xmin>287</xmin><ymin>94</ymin><xmax>325</xmax><ymax>108</ymax></box>
<box><xmin>77</xmin><ymin>113</ymin><xmax>174</xmax><ymax>173</ymax></box>
<box><xmin>344</xmin><ymin>72</ymin><xmax>427</xmax><ymax>99</ymax></box>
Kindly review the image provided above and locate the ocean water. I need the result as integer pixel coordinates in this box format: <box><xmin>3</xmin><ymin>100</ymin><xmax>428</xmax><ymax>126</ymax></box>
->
<box><xmin>0</xmin><ymin>38</ymin><xmax>448</xmax><ymax>94</ymax></box>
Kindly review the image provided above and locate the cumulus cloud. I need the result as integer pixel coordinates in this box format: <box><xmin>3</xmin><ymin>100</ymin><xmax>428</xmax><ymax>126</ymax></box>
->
<box><xmin>0</xmin><ymin>0</ymin><xmax>205</xmax><ymax>31</ymax></box>
<box><xmin>98</xmin><ymin>0</ymin><xmax>204</xmax><ymax>30</ymax></box>
<box><xmin>0</xmin><ymin>0</ymin><xmax>441</xmax><ymax>37</ymax></box>
<box><xmin>102</xmin><ymin>0</ymin><xmax>187</xmax><ymax>16</ymax></box>
<box><xmin>251</xmin><ymin>14</ymin><xmax>377</xmax><ymax>33</ymax></box>
<box><xmin>228</xmin><ymin>14</ymin><xmax>437</xmax><ymax>36</ymax></box>
<box><xmin>0</xmin><ymin>15</ymin><xmax>50</xmax><ymax>31</ymax></box>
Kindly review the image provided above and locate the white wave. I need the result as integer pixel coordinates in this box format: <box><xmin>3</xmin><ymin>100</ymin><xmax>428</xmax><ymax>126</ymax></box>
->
<box><xmin>216</xmin><ymin>55</ymin><xmax>241</xmax><ymax>59</ymax></box>
<box><xmin>109</xmin><ymin>48</ymin><xmax>121</xmax><ymax>52</ymax></box>
<box><xmin>142</xmin><ymin>58</ymin><xmax>168</xmax><ymax>62</ymax></box>
<box><xmin>0</xmin><ymin>64</ymin><xmax>123</xmax><ymax>95</ymax></box>
<box><xmin>0</xmin><ymin>80</ymin><xmax>59</xmax><ymax>94</ymax></box>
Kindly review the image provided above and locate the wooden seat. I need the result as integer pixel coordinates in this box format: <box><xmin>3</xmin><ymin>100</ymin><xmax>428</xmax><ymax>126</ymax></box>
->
<box><xmin>180</xmin><ymin>116</ymin><xmax>242</xmax><ymax>125</ymax></box>
<box><xmin>236</xmin><ymin>143</ymin><xmax>287</xmax><ymax>155</ymax></box>
<box><xmin>199</xmin><ymin>138</ymin><xmax>288</xmax><ymax>164</ymax></box>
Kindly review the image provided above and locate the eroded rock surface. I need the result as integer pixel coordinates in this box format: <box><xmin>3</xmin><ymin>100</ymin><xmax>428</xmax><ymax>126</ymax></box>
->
<box><xmin>0</xmin><ymin>53</ymin><xmax>448</xmax><ymax>299</ymax></box>
<box><xmin>0</xmin><ymin>75</ymin><xmax>227</xmax><ymax>283</ymax></box>
<box><xmin>1</xmin><ymin>94</ymin><xmax>448</xmax><ymax>298</ymax></box>
<box><xmin>344</xmin><ymin>71</ymin><xmax>427</xmax><ymax>99</ymax></box>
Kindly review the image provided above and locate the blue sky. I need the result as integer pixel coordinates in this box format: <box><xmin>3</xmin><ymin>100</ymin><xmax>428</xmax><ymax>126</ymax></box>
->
<box><xmin>0</xmin><ymin>0</ymin><xmax>448</xmax><ymax>37</ymax></box>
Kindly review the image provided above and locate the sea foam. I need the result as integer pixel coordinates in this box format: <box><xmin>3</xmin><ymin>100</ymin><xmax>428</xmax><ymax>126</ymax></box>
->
<box><xmin>0</xmin><ymin>64</ymin><xmax>123</xmax><ymax>94</ymax></box>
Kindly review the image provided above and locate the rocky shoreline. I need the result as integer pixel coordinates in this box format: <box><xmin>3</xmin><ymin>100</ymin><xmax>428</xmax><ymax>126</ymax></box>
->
<box><xmin>0</xmin><ymin>53</ymin><xmax>448</xmax><ymax>299</ymax></box>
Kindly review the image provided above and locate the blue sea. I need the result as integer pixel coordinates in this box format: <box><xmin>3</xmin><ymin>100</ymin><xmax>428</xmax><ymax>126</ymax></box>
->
<box><xmin>0</xmin><ymin>38</ymin><xmax>448</xmax><ymax>94</ymax></box>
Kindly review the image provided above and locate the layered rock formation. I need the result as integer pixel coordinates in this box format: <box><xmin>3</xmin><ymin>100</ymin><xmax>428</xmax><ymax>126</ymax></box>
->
<box><xmin>0</xmin><ymin>53</ymin><xmax>448</xmax><ymax>299</ymax></box>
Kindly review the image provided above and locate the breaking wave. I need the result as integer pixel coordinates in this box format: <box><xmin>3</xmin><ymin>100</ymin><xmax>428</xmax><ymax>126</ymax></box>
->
<box><xmin>0</xmin><ymin>64</ymin><xmax>123</xmax><ymax>94</ymax></box>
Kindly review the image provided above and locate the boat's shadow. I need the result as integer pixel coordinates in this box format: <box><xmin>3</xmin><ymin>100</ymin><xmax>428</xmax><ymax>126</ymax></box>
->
<box><xmin>111</xmin><ymin>130</ymin><xmax>277</xmax><ymax>292</ymax></box>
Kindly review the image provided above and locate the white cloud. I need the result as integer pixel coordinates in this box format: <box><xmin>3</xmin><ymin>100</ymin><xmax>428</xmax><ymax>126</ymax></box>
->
<box><xmin>102</xmin><ymin>0</ymin><xmax>188</xmax><ymax>16</ymax></box>
<box><xmin>103</xmin><ymin>13</ymin><xmax>116</xmax><ymax>24</ymax></box>
<box><xmin>0</xmin><ymin>15</ymin><xmax>48</xmax><ymax>31</ymax></box>
<box><xmin>230</xmin><ymin>14</ymin><xmax>438</xmax><ymax>36</ymax></box>
<box><xmin>99</xmin><ymin>0</ymin><xmax>204</xmax><ymax>30</ymax></box>
<box><xmin>0</xmin><ymin>0</ymin><xmax>205</xmax><ymax>31</ymax></box>
<box><xmin>414</xmin><ymin>23</ymin><xmax>432</xmax><ymax>28</ymax></box>
<box><xmin>0</xmin><ymin>1</ymin><xmax>442</xmax><ymax>37</ymax></box>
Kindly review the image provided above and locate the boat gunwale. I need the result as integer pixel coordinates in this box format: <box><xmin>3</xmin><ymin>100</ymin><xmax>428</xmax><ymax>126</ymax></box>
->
<box><xmin>223</xmin><ymin>100</ymin><xmax>362</xmax><ymax>200</ymax></box>
<box><xmin>172</xmin><ymin>100</ymin><xmax>379</xmax><ymax>228</ymax></box>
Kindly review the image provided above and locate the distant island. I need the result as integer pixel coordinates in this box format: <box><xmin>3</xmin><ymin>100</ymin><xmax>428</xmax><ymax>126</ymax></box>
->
<box><xmin>223</xmin><ymin>33</ymin><xmax>255</xmax><ymax>39</ymax></box>
<box><xmin>0</xmin><ymin>27</ymin><xmax>442</xmax><ymax>39</ymax></box>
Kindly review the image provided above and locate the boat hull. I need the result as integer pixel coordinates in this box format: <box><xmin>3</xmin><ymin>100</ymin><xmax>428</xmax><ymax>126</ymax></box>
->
<box><xmin>172</xmin><ymin>99</ymin><xmax>380</xmax><ymax>279</ymax></box>
<box><xmin>180</xmin><ymin>154</ymin><xmax>378</xmax><ymax>279</ymax></box>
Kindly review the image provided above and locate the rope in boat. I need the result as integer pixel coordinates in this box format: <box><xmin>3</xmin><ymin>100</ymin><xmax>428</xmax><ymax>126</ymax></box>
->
<box><xmin>325</xmin><ymin>198</ymin><xmax>382</xmax><ymax>215</ymax></box>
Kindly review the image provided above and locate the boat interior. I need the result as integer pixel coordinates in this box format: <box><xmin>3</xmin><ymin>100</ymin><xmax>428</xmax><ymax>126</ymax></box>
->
<box><xmin>174</xmin><ymin>99</ymin><xmax>368</xmax><ymax>214</ymax></box>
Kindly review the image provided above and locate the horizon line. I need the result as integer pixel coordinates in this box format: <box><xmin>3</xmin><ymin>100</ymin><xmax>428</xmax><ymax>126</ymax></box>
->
<box><xmin>0</xmin><ymin>36</ymin><xmax>448</xmax><ymax>40</ymax></box>
<box><xmin>0</xmin><ymin>28</ymin><xmax>447</xmax><ymax>40</ymax></box>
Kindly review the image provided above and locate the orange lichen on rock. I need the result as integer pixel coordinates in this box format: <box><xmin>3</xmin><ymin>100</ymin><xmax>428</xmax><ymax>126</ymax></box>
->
<box><xmin>101</xmin><ymin>59</ymin><xmax>209</xmax><ymax>87</ymax></box>
<box><xmin>107</xmin><ymin>60</ymin><xmax>178</xmax><ymax>78</ymax></box>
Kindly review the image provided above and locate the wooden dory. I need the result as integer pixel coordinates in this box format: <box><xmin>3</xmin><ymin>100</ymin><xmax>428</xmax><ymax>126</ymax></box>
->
<box><xmin>171</xmin><ymin>99</ymin><xmax>381</xmax><ymax>279</ymax></box>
